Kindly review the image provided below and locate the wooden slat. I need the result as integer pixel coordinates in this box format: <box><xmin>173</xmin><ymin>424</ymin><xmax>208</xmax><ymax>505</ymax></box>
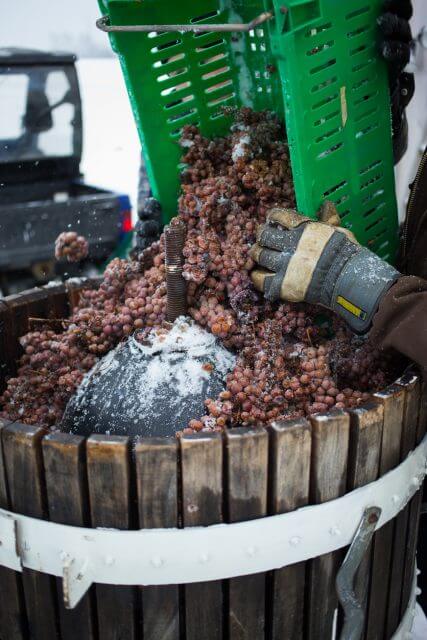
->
<box><xmin>384</xmin><ymin>374</ymin><xmax>420</xmax><ymax>637</ymax></box>
<box><xmin>347</xmin><ymin>402</ymin><xmax>384</xmax><ymax>627</ymax></box>
<box><xmin>43</xmin><ymin>433</ymin><xmax>95</xmax><ymax>640</ymax></box>
<box><xmin>2</xmin><ymin>294</ymin><xmax>28</xmax><ymax>368</ymax></box>
<box><xmin>3</xmin><ymin>423</ymin><xmax>59</xmax><ymax>640</ymax></box>
<box><xmin>417</xmin><ymin>378</ymin><xmax>427</xmax><ymax>613</ymax></box>
<box><xmin>87</xmin><ymin>435</ymin><xmax>136</xmax><ymax>640</ymax></box>
<box><xmin>135</xmin><ymin>437</ymin><xmax>179</xmax><ymax>640</ymax></box>
<box><xmin>366</xmin><ymin>384</ymin><xmax>406</xmax><ymax>640</ymax></box>
<box><xmin>7</xmin><ymin>288</ymin><xmax>50</xmax><ymax>335</ymax></box>
<box><xmin>269</xmin><ymin>418</ymin><xmax>311</xmax><ymax>640</ymax></box>
<box><xmin>2</xmin><ymin>288</ymin><xmax>50</xmax><ymax>375</ymax></box>
<box><xmin>0</xmin><ymin>300</ymin><xmax>15</xmax><ymax>386</ymax></box>
<box><xmin>0</xmin><ymin>420</ymin><xmax>28</xmax><ymax>639</ymax></box>
<box><xmin>40</xmin><ymin>284</ymin><xmax>69</xmax><ymax>320</ymax></box>
<box><xmin>66</xmin><ymin>277</ymin><xmax>103</xmax><ymax>311</ymax></box>
<box><xmin>307</xmin><ymin>410</ymin><xmax>350</xmax><ymax>640</ymax></box>
<box><xmin>400</xmin><ymin>375</ymin><xmax>426</xmax><ymax>617</ymax></box>
<box><xmin>180</xmin><ymin>433</ymin><xmax>223</xmax><ymax>640</ymax></box>
<box><xmin>225</xmin><ymin>428</ymin><xmax>268</xmax><ymax>640</ymax></box>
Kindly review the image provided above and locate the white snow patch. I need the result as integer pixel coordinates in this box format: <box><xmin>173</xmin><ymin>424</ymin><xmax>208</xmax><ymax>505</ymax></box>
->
<box><xmin>232</xmin><ymin>134</ymin><xmax>251</xmax><ymax>162</ymax></box>
<box><xmin>180</xmin><ymin>139</ymin><xmax>194</xmax><ymax>148</ymax></box>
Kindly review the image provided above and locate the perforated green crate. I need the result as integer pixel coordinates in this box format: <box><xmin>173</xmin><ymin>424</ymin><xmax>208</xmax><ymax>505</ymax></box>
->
<box><xmin>97</xmin><ymin>0</ymin><xmax>399</xmax><ymax>263</ymax></box>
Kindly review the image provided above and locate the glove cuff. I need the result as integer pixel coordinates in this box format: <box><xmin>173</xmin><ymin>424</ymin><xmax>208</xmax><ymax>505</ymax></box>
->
<box><xmin>331</xmin><ymin>248</ymin><xmax>400</xmax><ymax>333</ymax></box>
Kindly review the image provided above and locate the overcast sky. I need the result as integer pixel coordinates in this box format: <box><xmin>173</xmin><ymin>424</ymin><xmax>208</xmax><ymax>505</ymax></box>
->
<box><xmin>0</xmin><ymin>0</ymin><xmax>113</xmax><ymax>58</ymax></box>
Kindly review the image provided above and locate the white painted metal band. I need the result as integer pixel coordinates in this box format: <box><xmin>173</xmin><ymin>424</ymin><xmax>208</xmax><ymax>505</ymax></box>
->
<box><xmin>0</xmin><ymin>434</ymin><xmax>426</xmax><ymax>609</ymax></box>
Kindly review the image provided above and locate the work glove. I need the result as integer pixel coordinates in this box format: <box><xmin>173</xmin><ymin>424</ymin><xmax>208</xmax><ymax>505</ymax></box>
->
<box><xmin>378</xmin><ymin>0</ymin><xmax>414</xmax><ymax>162</ymax></box>
<box><xmin>250</xmin><ymin>206</ymin><xmax>400</xmax><ymax>334</ymax></box>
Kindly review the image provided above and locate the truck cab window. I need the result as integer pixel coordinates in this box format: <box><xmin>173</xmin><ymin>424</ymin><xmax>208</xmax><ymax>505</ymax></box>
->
<box><xmin>0</xmin><ymin>66</ymin><xmax>76</xmax><ymax>162</ymax></box>
<box><xmin>0</xmin><ymin>73</ymin><xmax>28</xmax><ymax>141</ymax></box>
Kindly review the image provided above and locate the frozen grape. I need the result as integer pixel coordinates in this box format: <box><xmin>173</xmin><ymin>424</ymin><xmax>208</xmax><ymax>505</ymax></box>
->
<box><xmin>1</xmin><ymin>109</ymin><xmax>394</xmax><ymax>431</ymax></box>
<box><xmin>55</xmin><ymin>231</ymin><xmax>89</xmax><ymax>262</ymax></box>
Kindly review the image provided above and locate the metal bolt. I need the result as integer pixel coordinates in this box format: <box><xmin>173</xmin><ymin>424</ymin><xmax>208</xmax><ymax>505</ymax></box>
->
<box><xmin>419</xmin><ymin>26</ymin><xmax>427</xmax><ymax>49</ymax></box>
<box><xmin>151</xmin><ymin>556</ymin><xmax>164</xmax><ymax>568</ymax></box>
<box><xmin>246</xmin><ymin>546</ymin><xmax>258</xmax><ymax>557</ymax></box>
<box><xmin>329</xmin><ymin>526</ymin><xmax>341</xmax><ymax>537</ymax></box>
<box><xmin>368</xmin><ymin>512</ymin><xmax>379</xmax><ymax>525</ymax></box>
<box><xmin>198</xmin><ymin>553</ymin><xmax>210</xmax><ymax>564</ymax></box>
<box><xmin>289</xmin><ymin>536</ymin><xmax>301</xmax><ymax>547</ymax></box>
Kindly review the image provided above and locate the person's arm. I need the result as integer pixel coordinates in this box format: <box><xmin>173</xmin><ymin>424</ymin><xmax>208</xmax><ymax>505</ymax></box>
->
<box><xmin>249</xmin><ymin>207</ymin><xmax>427</xmax><ymax>370</ymax></box>
<box><xmin>370</xmin><ymin>275</ymin><xmax>427</xmax><ymax>368</ymax></box>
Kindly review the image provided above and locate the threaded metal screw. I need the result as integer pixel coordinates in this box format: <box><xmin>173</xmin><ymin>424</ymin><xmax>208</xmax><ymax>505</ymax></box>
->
<box><xmin>165</xmin><ymin>221</ymin><xmax>187</xmax><ymax>322</ymax></box>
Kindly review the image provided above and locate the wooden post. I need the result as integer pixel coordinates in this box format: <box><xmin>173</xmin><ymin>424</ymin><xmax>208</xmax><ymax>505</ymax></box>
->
<box><xmin>43</xmin><ymin>433</ymin><xmax>95</xmax><ymax>640</ymax></box>
<box><xmin>225</xmin><ymin>427</ymin><xmax>269</xmax><ymax>640</ymax></box>
<box><xmin>3</xmin><ymin>423</ymin><xmax>60</xmax><ymax>640</ymax></box>
<box><xmin>269</xmin><ymin>418</ymin><xmax>311</xmax><ymax>640</ymax></box>
<box><xmin>307</xmin><ymin>410</ymin><xmax>350</xmax><ymax>640</ymax></box>
<box><xmin>366</xmin><ymin>384</ymin><xmax>406</xmax><ymax>640</ymax></box>
<box><xmin>346</xmin><ymin>402</ymin><xmax>384</xmax><ymax>630</ymax></box>
<box><xmin>0</xmin><ymin>420</ymin><xmax>28</xmax><ymax>639</ymax></box>
<box><xmin>87</xmin><ymin>435</ymin><xmax>136</xmax><ymax>640</ymax></box>
<box><xmin>180</xmin><ymin>433</ymin><xmax>223</xmax><ymax>640</ymax></box>
<box><xmin>385</xmin><ymin>374</ymin><xmax>420</xmax><ymax>638</ymax></box>
<box><xmin>135</xmin><ymin>437</ymin><xmax>180</xmax><ymax>640</ymax></box>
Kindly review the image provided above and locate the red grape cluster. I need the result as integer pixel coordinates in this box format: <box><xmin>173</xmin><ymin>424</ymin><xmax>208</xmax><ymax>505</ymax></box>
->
<box><xmin>55</xmin><ymin>232</ymin><xmax>89</xmax><ymax>262</ymax></box>
<box><xmin>1</xmin><ymin>109</ymin><xmax>394</xmax><ymax>431</ymax></box>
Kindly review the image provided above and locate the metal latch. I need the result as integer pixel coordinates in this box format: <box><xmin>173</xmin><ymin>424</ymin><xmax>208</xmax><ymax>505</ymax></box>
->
<box><xmin>336</xmin><ymin>506</ymin><xmax>382</xmax><ymax>640</ymax></box>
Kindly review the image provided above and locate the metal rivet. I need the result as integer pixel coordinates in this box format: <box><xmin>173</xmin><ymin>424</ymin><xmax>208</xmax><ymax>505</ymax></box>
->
<box><xmin>246</xmin><ymin>546</ymin><xmax>258</xmax><ymax>557</ymax></box>
<box><xmin>289</xmin><ymin>536</ymin><xmax>301</xmax><ymax>547</ymax></box>
<box><xmin>187</xmin><ymin>504</ymin><xmax>199</xmax><ymax>513</ymax></box>
<box><xmin>329</xmin><ymin>526</ymin><xmax>341</xmax><ymax>537</ymax></box>
<box><xmin>416</xmin><ymin>587</ymin><xmax>422</xmax><ymax>596</ymax></box>
<box><xmin>417</xmin><ymin>568</ymin><xmax>421</xmax><ymax>576</ymax></box>
<box><xmin>412</xmin><ymin>476</ymin><xmax>420</xmax><ymax>487</ymax></box>
<box><xmin>151</xmin><ymin>556</ymin><xmax>164</xmax><ymax>568</ymax></box>
<box><xmin>392</xmin><ymin>494</ymin><xmax>400</xmax><ymax>504</ymax></box>
<box><xmin>105</xmin><ymin>556</ymin><xmax>115</xmax><ymax>566</ymax></box>
<box><xmin>198</xmin><ymin>553</ymin><xmax>210</xmax><ymax>564</ymax></box>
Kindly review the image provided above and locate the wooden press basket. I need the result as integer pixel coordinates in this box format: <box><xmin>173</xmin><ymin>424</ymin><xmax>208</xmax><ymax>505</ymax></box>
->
<box><xmin>0</xmin><ymin>279</ymin><xmax>425</xmax><ymax>640</ymax></box>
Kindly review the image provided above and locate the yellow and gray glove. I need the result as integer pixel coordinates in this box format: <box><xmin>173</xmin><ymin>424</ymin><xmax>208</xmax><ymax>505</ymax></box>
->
<box><xmin>250</xmin><ymin>206</ymin><xmax>400</xmax><ymax>334</ymax></box>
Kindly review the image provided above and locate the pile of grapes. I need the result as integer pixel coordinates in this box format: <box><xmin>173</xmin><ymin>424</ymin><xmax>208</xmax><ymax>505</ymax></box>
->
<box><xmin>0</xmin><ymin>109</ymin><xmax>394</xmax><ymax>432</ymax></box>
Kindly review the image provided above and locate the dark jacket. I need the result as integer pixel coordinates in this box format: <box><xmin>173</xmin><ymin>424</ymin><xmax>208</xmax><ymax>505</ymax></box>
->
<box><xmin>370</xmin><ymin>149</ymin><xmax>427</xmax><ymax>369</ymax></box>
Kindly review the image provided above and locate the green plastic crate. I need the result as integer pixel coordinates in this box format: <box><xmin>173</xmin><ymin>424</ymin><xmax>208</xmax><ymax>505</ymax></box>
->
<box><xmin>98</xmin><ymin>0</ymin><xmax>399</xmax><ymax>263</ymax></box>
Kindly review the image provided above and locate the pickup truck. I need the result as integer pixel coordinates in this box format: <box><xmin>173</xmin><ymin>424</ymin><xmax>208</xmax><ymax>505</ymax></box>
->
<box><xmin>0</xmin><ymin>48</ymin><xmax>132</xmax><ymax>294</ymax></box>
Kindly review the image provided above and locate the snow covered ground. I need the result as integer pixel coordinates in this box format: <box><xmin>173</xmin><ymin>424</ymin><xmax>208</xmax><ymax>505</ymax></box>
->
<box><xmin>76</xmin><ymin>58</ymin><xmax>141</xmax><ymax>218</ymax></box>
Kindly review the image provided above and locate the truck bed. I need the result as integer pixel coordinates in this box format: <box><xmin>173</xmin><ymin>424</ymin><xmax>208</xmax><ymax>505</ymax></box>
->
<box><xmin>0</xmin><ymin>179</ymin><xmax>122</xmax><ymax>270</ymax></box>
